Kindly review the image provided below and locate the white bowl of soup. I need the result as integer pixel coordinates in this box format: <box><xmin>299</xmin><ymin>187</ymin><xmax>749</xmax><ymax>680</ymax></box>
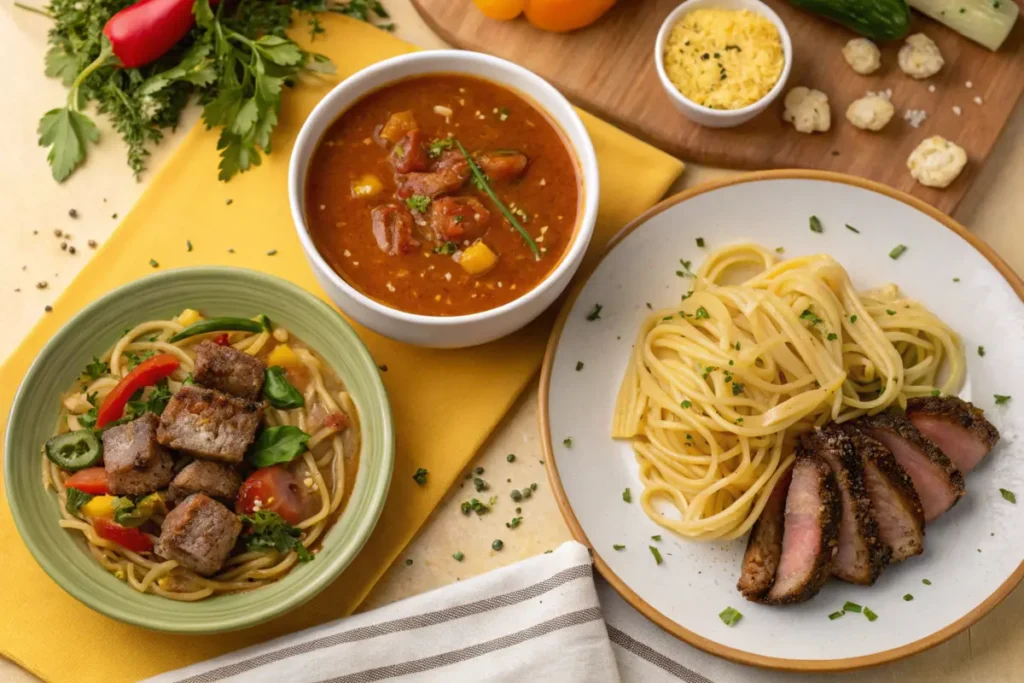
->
<box><xmin>289</xmin><ymin>50</ymin><xmax>599</xmax><ymax>348</ymax></box>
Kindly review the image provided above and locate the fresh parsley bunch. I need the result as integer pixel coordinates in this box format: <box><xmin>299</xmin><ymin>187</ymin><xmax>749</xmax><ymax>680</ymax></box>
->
<box><xmin>241</xmin><ymin>510</ymin><xmax>314</xmax><ymax>562</ymax></box>
<box><xmin>35</xmin><ymin>0</ymin><xmax>390</xmax><ymax>182</ymax></box>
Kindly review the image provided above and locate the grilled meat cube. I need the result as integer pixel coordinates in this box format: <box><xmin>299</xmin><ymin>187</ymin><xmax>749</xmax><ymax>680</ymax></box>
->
<box><xmin>855</xmin><ymin>412</ymin><xmax>964</xmax><ymax>522</ymax></box>
<box><xmin>427</xmin><ymin>196</ymin><xmax>490</xmax><ymax>243</ymax></box>
<box><xmin>156</xmin><ymin>493</ymin><xmax>241</xmax><ymax>576</ymax></box>
<box><xmin>841</xmin><ymin>425</ymin><xmax>925</xmax><ymax>562</ymax></box>
<box><xmin>193</xmin><ymin>339</ymin><xmax>266</xmax><ymax>400</ymax></box>
<box><xmin>168</xmin><ymin>460</ymin><xmax>243</xmax><ymax>504</ymax></box>
<box><xmin>389</xmin><ymin>129</ymin><xmax>429</xmax><ymax>174</ymax></box>
<box><xmin>157</xmin><ymin>385</ymin><xmax>263</xmax><ymax>464</ymax></box>
<box><xmin>738</xmin><ymin>470</ymin><xmax>791</xmax><ymax>601</ymax></box>
<box><xmin>475</xmin><ymin>151</ymin><xmax>528</xmax><ymax>182</ymax></box>
<box><xmin>764</xmin><ymin>451</ymin><xmax>840</xmax><ymax>605</ymax></box>
<box><xmin>396</xmin><ymin>150</ymin><xmax>469</xmax><ymax>199</ymax></box>
<box><xmin>906</xmin><ymin>396</ymin><xmax>999</xmax><ymax>475</ymax></box>
<box><xmin>805</xmin><ymin>426</ymin><xmax>890</xmax><ymax>585</ymax></box>
<box><xmin>371</xmin><ymin>204</ymin><xmax>419</xmax><ymax>256</ymax></box>
<box><xmin>102</xmin><ymin>413</ymin><xmax>174</xmax><ymax>496</ymax></box>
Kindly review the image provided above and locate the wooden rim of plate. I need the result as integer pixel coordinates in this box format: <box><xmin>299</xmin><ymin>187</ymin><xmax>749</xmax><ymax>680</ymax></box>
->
<box><xmin>537</xmin><ymin>169</ymin><xmax>1024</xmax><ymax>672</ymax></box>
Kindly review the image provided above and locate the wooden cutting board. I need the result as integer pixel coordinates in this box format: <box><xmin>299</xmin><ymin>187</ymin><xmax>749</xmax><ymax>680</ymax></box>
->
<box><xmin>411</xmin><ymin>0</ymin><xmax>1024</xmax><ymax>214</ymax></box>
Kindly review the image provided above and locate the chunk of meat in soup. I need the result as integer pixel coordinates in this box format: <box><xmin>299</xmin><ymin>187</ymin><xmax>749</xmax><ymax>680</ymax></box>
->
<box><xmin>428</xmin><ymin>197</ymin><xmax>490</xmax><ymax>242</ymax></box>
<box><xmin>475</xmin><ymin>151</ymin><xmax>528</xmax><ymax>182</ymax></box>
<box><xmin>389</xmin><ymin>129</ymin><xmax>429</xmax><ymax>174</ymax></box>
<box><xmin>371</xmin><ymin>204</ymin><xmax>419</xmax><ymax>255</ymax></box>
<box><xmin>396</xmin><ymin>150</ymin><xmax>469</xmax><ymax>199</ymax></box>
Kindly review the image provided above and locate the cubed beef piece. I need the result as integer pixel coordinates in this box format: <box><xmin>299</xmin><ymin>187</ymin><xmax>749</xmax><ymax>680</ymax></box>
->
<box><xmin>475</xmin><ymin>151</ymin><xmax>528</xmax><ymax>181</ymax></box>
<box><xmin>396</xmin><ymin>150</ymin><xmax>469</xmax><ymax>199</ymax></box>
<box><xmin>169</xmin><ymin>460</ymin><xmax>243</xmax><ymax>503</ymax></box>
<box><xmin>156</xmin><ymin>493</ymin><xmax>241</xmax><ymax>576</ymax></box>
<box><xmin>193</xmin><ymin>339</ymin><xmax>266</xmax><ymax>400</ymax></box>
<box><xmin>371</xmin><ymin>204</ymin><xmax>420</xmax><ymax>256</ymax></box>
<box><xmin>428</xmin><ymin>196</ymin><xmax>490</xmax><ymax>242</ymax></box>
<box><xmin>157</xmin><ymin>385</ymin><xmax>263</xmax><ymax>464</ymax></box>
<box><xmin>389</xmin><ymin>129</ymin><xmax>430</xmax><ymax>174</ymax></box>
<box><xmin>103</xmin><ymin>413</ymin><xmax>174</xmax><ymax>496</ymax></box>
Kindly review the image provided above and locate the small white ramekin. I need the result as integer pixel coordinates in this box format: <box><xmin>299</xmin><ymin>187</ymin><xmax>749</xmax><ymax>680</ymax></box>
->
<box><xmin>654</xmin><ymin>0</ymin><xmax>792</xmax><ymax>128</ymax></box>
<box><xmin>289</xmin><ymin>50</ymin><xmax>599</xmax><ymax>349</ymax></box>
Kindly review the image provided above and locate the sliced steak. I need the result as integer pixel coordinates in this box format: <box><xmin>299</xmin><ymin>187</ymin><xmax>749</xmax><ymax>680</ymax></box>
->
<box><xmin>396</xmin><ymin>150</ymin><xmax>469</xmax><ymax>199</ymax></box>
<box><xmin>427</xmin><ymin>196</ymin><xmax>490</xmax><ymax>242</ymax></box>
<box><xmin>157</xmin><ymin>385</ymin><xmax>263</xmax><ymax>464</ymax></box>
<box><xmin>906</xmin><ymin>396</ymin><xmax>999</xmax><ymax>475</ymax></box>
<box><xmin>169</xmin><ymin>460</ymin><xmax>243</xmax><ymax>504</ymax></box>
<box><xmin>804</xmin><ymin>426</ymin><xmax>890</xmax><ymax>585</ymax></box>
<box><xmin>737</xmin><ymin>470</ymin><xmax>791</xmax><ymax>601</ymax></box>
<box><xmin>764</xmin><ymin>451</ymin><xmax>840</xmax><ymax>605</ymax></box>
<box><xmin>855</xmin><ymin>412</ymin><xmax>964</xmax><ymax>522</ymax></box>
<box><xmin>371</xmin><ymin>204</ymin><xmax>419</xmax><ymax>256</ymax></box>
<box><xmin>475</xmin><ymin>151</ymin><xmax>528</xmax><ymax>182</ymax></box>
<box><xmin>841</xmin><ymin>425</ymin><xmax>925</xmax><ymax>562</ymax></box>
<box><xmin>193</xmin><ymin>339</ymin><xmax>266</xmax><ymax>400</ymax></box>
<box><xmin>103</xmin><ymin>413</ymin><xmax>175</xmax><ymax>496</ymax></box>
<box><xmin>156</xmin><ymin>493</ymin><xmax>241</xmax><ymax>576</ymax></box>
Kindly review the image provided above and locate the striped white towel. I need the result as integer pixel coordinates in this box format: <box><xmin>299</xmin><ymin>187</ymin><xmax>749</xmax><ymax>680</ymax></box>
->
<box><xmin>147</xmin><ymin>541</ymin><xmax>789</xmax><ymax>683</ymax></box>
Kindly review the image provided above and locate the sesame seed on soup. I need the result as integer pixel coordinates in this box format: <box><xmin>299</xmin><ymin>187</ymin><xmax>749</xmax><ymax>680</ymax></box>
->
<box><xmin>304</xmin><ymin>75</ymin><xmax>580</xmax><ymax>316</ymax></box>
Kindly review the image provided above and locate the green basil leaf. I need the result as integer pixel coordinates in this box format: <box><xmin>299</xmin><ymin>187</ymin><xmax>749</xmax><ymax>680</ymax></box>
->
<box><xmin>263</xmin><ymin>366</ymin><xmax>305</xmax><ymax>410</ymax></box>
<box><xmin>247</xmin><ymin>425</ymin><xmax>310</xmax><ymax>468</ymax></box>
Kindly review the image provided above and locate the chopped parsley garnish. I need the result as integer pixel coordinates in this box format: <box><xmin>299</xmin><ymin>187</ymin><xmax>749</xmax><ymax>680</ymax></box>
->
<box><xmin>649</xmin><ymin>545</ymin><xmax>663</xmax><ymax>565</ymax></box>
<box><xmin>732</xmin><ymin>383</ymin><xmax>744</xmax><ymax>396</ymax></box>
<box><xmin>474</xmin><ymin>477</ymin><xmax>489</xmax><ymax>493</ymax></box>
<box><xmin>850</xmin><ymin>315</ymin><xmax>858</xmax><ymax>324</ymax></box>
<box><xmin>694</xmin><ymin>306</ymin><xmax>710</xmax><ymax>320</ymax></box>
<box><xmin>662</xmin><ymin>316</ymin><xmax>673</xmax><ymax>322</ymax></box>
<box><xmin>507</xmin><ymin>453</ymin><xmax>516</xmax><ymax>463</ymax></box>
<box><xmin>800</xmin><ymin>309</ymin><xmax>822</xmax><ymax>325</ymax></box>
<box><xmin>650</xmin><ymin>535</ymin><xmax>662</xmax><ymax>541</ymax></box>
<box><xmin>149</xmin><ymin>258</ymin><xmax>159</xmax><ymax>268</ymax></box>
<box><xmin>412</xmin><ymin>468</ymin><xmax>428</xmax><ymax>486</ymax></box>
<box><xmin>125</xmin><ymin>349</ymin><xmax>156</xmax><ymax>371</ymax></box>
<box><xmin>681</xmin><ymin>400</ymin><xmax>692</xmax><ymax>409</ymax></box>
<box><xmin>510</xmin><ymin>489</ymin><xmax>523</xmax><ymax>502</ymax></box>
<box><xmin>978</xmin><ymin>346</ymin><xmax>986</xmax><ymax>357</ymax></box>
<box><xmin>863</xmin><ymin>607</ymin><xmax>878</xmax><ymax>622</ymax></box>
<box><xmin>809</xmin><ymin>215</ymin><xmax>823</xmax><ymax>233</ymax></box>
<box><xmin>186</xmin><ymin>239</ymin><xmax>193</xmax><ymax>252</ymax></box>
<box><xmin>505</xmin><ymin>516</ymin><xmax>522</xmax><ymax>529</ymax></box>
<box><xmin>241</xmin><ymin>511</ymin><xmax>313</xmax><ymax>563</ymax></box>
<box><xmin>995</xmin><ymin>394</ymin><xmax>1012</xmax><ymax>405</ymax></box>
<box><xmin>622</xmin><ymin>488</ymin><xmax>632</xmax><ymax>503</ymax></box>
<box><xmin>585</xmin><ymin>303</ymin><xmax>602</xmax><ymax>321</ymax></box>
<box><xmin>65</xmin><ymin>487</ymin><xmax>93</xmax><ymax>515</ymax></box>
<box><xmin>1000</xmin><ymin>488</ymin><xmax>1016</xmax><ymax>503</ymax></box>
<box><xmin>613</xmin><ymin>544</ymin><xmax>626</xmax><ymax>551</ymax></box>
<box><xmin>563</xmin><ymin>437</ymin><xmax>573</xmax><ymax>447</ymax></box>
<box><xmin>452</xmin><ymin>551</ymin><xmax>464</xmax><ymax>562</ymax></box>
<box><xmin>903</xmin><ymin>594</ymin><xmax>914</xmax><ymax>601</ymax></box>
<box><xmin>842</xmin><ymin>601</ymin><xmax>862</xmax><ymax>613</ymax></box>
<box><xmin>826</xmin><ymin>333</ymin><xmax>838</xmax><ymax>341</ymax></box>
<box><xmin>953</xmin><ymin>277</ymin><xmax>961</xmax><ymax>283</ymax></box>
<box><xmin>460</xmin><ymin>498</ymin><xmax>490</xmax><ymax>516</ymax></box>
<box><xmin>886</xmin><ymin>309</ymin><xmax>896</xmax><ymax>316</ymax></box>
<box><xmin>828</xmin><ymin>611</ymin><xmax>844</xmax><ymax>620</ymax></box>
<box><xmin>931</xmin><ymin>389</ymin><xmax>941</xmax><ymax>396</ymax></box>
<box><xmin>696</xmin><ymin>237</ymin><xmax>705</xmax><ymax>247</ymax></box>
<box><xmin>845</xmin><ymin>224</ymin><xmax>860</xmax><ymax>234</ymax></box>
<box><xmin>889</xmin><ymin>244</ymin><xmax>908</xmax><ymax>260</ymax></box>
<box><xmin>775</xmin><ymin>246</ymin><xmax>784</xmax><ymax>253</ymax></box>
<box><xmin>433</xmin><ymin>241</ymin><xmax>458</xmax><ymax>255</ymax></box>
<box><xmin>81</xmin><ymin>356</ymin><xmax>109</xmax><ymax>381</ymax></box>
<box><xmin>575</xmin><ymin>361</ymin><xmax>584</xmax><ymax>371</ymax></box>
<box><xmin>491</xmin><ymin>539</ymin><xmax>504</xmax><ymax>551</ymax></box>
<box><xmin>427</xmin><ymin>136</ymin><xmax>454</xmax><ymax>158</ymax></box>
<box><xmin>922</xmin><ymin>579</ymin><xmax>932</xmax><ymax>585</ymax></box>
<box><xmin>719</xmin><ymin>606</ymin><xmax>742</xmax><ymax>626</ymax></box>
<box><xmin>405</xmin><ymin>194</ymin><xmax>431</xmax><ymax>213</ymax></box>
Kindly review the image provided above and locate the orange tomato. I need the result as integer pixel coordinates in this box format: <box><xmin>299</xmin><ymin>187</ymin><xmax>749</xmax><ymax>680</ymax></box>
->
<box><xmin>472</xmin><ymin>0</ymin><xmax>525</xmax><ymax>21</ymax></box>
<box><xmin>524</xmin><ymin>0</ymin><xmax>617</xmax><ymax>32</ymax></box>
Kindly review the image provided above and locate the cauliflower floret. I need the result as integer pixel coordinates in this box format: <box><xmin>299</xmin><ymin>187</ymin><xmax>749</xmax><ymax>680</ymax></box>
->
<box><xmin>907</xmin><ymin>136</ymin><xmax>967</xmax><ymax>188</ymax></box>
<box><xmin>845</xmin><ymin>96</ymin><xmax>895</xmax><ymax>131</ymax></box>
<box><xmin>783</xmin><ymin>87</ymin><xmax>830</xmax><ymax>134</ymax></box>
<box><xmin>898</xmin><ymin>34</ymin><xmax>944</xmax><ymax>80</ymax></box>
<box><xmin>842</xmin><ymin>38</ymin><xmax>881</xmax><ymax>75</ymax></box>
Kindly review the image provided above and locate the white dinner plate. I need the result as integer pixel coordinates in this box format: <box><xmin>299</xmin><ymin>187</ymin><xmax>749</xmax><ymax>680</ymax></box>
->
<box><xmin>539</xmin><ymin>171</ymin><xmax>1024</xmax><ymax>671</ymax></box>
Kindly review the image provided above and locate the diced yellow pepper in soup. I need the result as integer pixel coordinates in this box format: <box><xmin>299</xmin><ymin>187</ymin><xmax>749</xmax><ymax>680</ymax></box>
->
<box><xmin>460</xmin><ymin>242</ymin><xmax>498</xmax><ymax>276</ymax></box>
<box><xmin>176</xmin><ymin>308</ymin><xmax>203</xmax><ymax>327</ymax></box>
<box><xmin>379</xmin><ymin>110</ymin><xmax>419</xmax><ymax>143</ymax></box>
<box><xmin>351</xmin><ymin>173</ymin><xmax>384</xmax><ymax>198</ymax></box>
<box><xmin>81</xmin><ymin>495</ymin><xmax>116</xmax><ymax>519</ymax></box>
<box><xmin>266</xmin><ymin>343</ymin><xmax>301</xmax><ymax>368</ymax></box>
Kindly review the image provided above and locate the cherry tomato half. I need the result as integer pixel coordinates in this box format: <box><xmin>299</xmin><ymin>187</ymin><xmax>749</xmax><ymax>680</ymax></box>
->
<box><xmin>65</xmin><ymin>467</ymin><xmax>110</xmax><ymax>495</ymax></box>
<box><xmin>236</xmin><ymin>467</ymin><xmax>306</xmax><ymax>525</ymax></box>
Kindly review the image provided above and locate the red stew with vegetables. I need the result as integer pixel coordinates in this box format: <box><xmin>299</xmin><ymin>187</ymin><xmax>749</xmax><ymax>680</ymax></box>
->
<box><xmin>304</xmin><ymin>75</ymin><xmax>581</xmax><ymax>316</ymax></box>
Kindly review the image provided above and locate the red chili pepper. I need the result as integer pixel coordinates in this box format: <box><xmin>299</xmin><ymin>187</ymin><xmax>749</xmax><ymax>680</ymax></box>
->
<box><xmin>213</xmin><ymin>333</ymin><xmax>231</xmax><ymax>346</ymax></box>
<box><xmin>103</xmin><ymin>0</ymin><xmax>203</xmax><ymax>69</ymax></box>
<box><xmin>93</xmin><ymin>518</ymin><xmax>153</xmax><ymax>553</ymax></box>
<box><xmin>96</xmin><ymin>353</ymin><xmax>181</xmax><ymax>428</ymax></box>
<box><xmin>65</xmin><ymin>468</ymin><xmax>110</xmax><ymax>495</ymax></box>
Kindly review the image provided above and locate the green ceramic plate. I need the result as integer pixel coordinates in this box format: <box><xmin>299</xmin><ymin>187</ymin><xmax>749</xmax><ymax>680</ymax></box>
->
<box><xmin>5</xmin><ymin>267</ymin><xmax>394</xmax><ymax>633</ymax></box>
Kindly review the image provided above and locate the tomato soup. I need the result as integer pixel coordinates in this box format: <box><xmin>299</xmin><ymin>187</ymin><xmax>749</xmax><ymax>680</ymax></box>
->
<box><xmin>304</xmin><ymin>75</ymin><xmax>580</xmax><ymax>316</ymax></box>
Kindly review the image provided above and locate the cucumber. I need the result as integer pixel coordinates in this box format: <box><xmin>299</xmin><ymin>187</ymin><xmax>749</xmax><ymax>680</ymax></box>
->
<box><xmin>909</xmin><ymin>0</ymin><xmax>1018</xmax><ymax>51</ymax></box>
<box><xmin>788</xmin><ymin>0</ymin><xmax>912</xmax><ymax>41</ymax></box>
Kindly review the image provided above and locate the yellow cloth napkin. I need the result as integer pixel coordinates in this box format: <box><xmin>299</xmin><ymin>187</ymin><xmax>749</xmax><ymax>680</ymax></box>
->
<box><xmin>0</xmin><ymin>16</ymin><xmax>682</xmax><ymax>683</ymax></box>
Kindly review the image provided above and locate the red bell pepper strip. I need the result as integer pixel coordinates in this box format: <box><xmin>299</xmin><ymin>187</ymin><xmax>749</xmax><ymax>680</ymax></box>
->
<box><xmin>96</xmin><ymin>353</ymin><xmax>180</xmax><ymax>428</ymax></box>
<box><xmin>93</xmin><ymin>518</ymin><xmax>153</xmax><ymax>553</ymax></box>
<box><xmin>213</xmin><ymin>333</ymin><xmax>231</xmax><ymax>346</ymax></box>
<box><xmin>64</xmin><ymin>468</ymin><xmax>110</xmax><ymax>495</ymax></box>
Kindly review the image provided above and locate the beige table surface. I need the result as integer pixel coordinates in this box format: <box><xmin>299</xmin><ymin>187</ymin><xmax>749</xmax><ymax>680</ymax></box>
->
<box><xmin>3</xmin><ymin>2</ymin><xmax>1023</xmax><ymax>681</ymax></box>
